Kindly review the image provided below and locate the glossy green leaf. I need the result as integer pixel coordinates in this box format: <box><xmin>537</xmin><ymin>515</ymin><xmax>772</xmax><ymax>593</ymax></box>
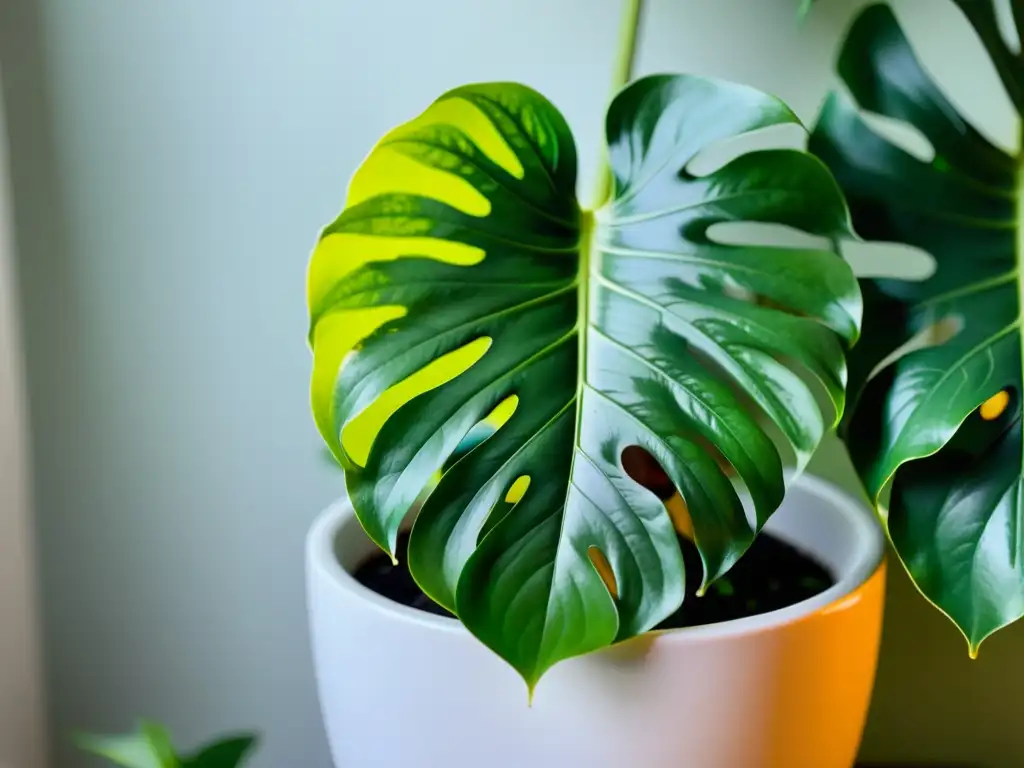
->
<box><xmin>309</xmin><ymin>74</ymin><xmax>857</xmax><ymax>688</ymax></box>
<box><xmin>77</xmin><ymin>725</ymin><xmax>258</xmax><ymax>768</ymax></box>
<box><xmin>181</xmin><ymin>735</ymin><xmax>258</xmax><ymax>768</ymax></box>
<box><xmin>810</xmin><ymin>2</ymin><xmax>1024</xmax><ymax>653</ymax></box>
<box><xmin>76</xmin><ymin>722</ymin><xmax>179</xmax><ymax>768</ymax></box>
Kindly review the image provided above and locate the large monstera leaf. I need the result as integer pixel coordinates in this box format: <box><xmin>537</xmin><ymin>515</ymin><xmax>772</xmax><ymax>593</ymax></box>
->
<box><xmin>811</xmin><ymin>2</ymin><xmax>1024</xmax><ymax>653</ymax></box>
<box><xmin>309</xmin><ymin>74</ymin><xmax>858</xmax><ymax>687</ymax></box>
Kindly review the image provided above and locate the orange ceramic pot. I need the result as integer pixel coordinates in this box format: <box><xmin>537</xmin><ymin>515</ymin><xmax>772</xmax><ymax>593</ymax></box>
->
<box><xmin>308</xmin><ymin>473</ymin><xmax>886</xmax><ymax>768</ymax></box>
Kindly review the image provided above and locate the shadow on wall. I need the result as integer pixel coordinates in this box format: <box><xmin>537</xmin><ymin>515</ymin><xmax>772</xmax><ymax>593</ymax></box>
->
<box><xmin>864</xmin><ymin>562</ymin><xmax>1024</xmax><ymax>767</ymax></box>
<box><xmin>0</xmin><ymin>71</ymin><xmax>49</xmax><ymax>768</ymax></box>
<box><xmin>0</xmin><ymin>0</ymin><xmax>68</xmax><ymax>766</ymax></box>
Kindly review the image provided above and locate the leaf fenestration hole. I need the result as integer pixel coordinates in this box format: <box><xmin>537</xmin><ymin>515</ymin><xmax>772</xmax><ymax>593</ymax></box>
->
<box><xmin>476</xmin><ymin>479</ymin><xmax>520</xmax><ymax>545</ymax></box>
<box><xmin>620</xmin><ymin>445</ymin><xmax>699</xmax><ymax>541</ymax></box>
<box><xmin>843</xmin><ymin>240</ymin><xmax>936</xmax><ymax>281</ymax></box>
<box><xmin>706</xmin><ymin>221</ymin><xmax>832</xmax><ymax>251</ymax></box>
<box><xmin>996</xmin><ymin>0</ymin><xmax>1021</xmax><ymax>54</ymax></box>
<box><xmin>477</xmin><ymin>475</ymin><xmax>525</xmax><ymax>543</ymax></box>
<box><xmin>311</xmin><ymin>235</ymin><xmax>484</xmax><ymax>308</ymax></box>
<box><xmin>310</xmin><ymin>306</ymin><xmax>407</xmax><ymax>455</ymax></box>
<box><xmin>980</xmin><ymin>389</ymin><xmax>1011</xmax><ymax>421</ymax></box>
<box><xmin>703</xmin><ymin>222</ymin><xmax>850</xmax><ymax>323</ymax></box>
<box><xmin>342</xmin><ymin>336</ymin><xmax>493</xmax><ymax>467</ymax></box>
<box><xmin>442</xmin><ymin>394</ymin><xmax>518</xmax><ymax>475</ymax></box>
<box><xmin>504</xmin><ymin>475</ymin><xmax>531</xmax><ymax>504</ymax></box>
<box><xmin>856</xmin><ymin>109</ymin><xmax>935</xmax><ymax>164</ymax></box>
<box><xmin>664</xmin><ymin>493</ymin><xmax>695</xmax><ymax>541</ymax></box>
<box><xmin>685</xmin><ymin>123</ymin><xmax>805</xmax><ymax>177</ymax></box>
<box><xmin>428</xmin><ymin>96</ymin><xmax>526</xmax><ymax>179</ymax></box>
<box><xmin>347</xmin><ymin>142</ymin><xmax>491</xmax><ymax>216</ymax></box>
<box><xmin>868</xmin><ymin>314</ymin><xmax>963</xmax><ymax>382</ymax></box>
<box><xmin>345</xmin><ymin>96</ymin><xmax>526</xmax><ymax>215</ymax></box>
<box><xmin>587</xmin><ymin>546</ymin><xmax>619</xmax><ymax>600</ymax></box>
<box><xmin>485</xmin><ymin>393</ymin><xmax>518</xmax><ymax>431</ymax></box>
<box><xmin>621</xmin><ymin>445</ymin><xmax>676</xmax><ymax>500</ymax></box>
<box><xmin>894</xmin><ymin>0</ymin><xmax>1016</xmax><ymax>153</ymax></box>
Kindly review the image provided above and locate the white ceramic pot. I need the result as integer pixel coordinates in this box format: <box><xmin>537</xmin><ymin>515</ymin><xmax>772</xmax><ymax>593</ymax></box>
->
<box><xmin>307</xmin><ymin>474</ymin><xmax>886</xmax><ymax>768</ymax></box>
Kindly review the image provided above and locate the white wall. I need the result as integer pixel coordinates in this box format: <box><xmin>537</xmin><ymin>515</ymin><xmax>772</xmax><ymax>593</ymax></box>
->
<box><xmin>0</xmin><ymin>73</ymin><xmax>47</xmax><ymax>768</ymax></box>
<box><xmin>2</xmin><ymin>0</ymin><xmax>1023</xmax><ymax>766</ymax></box>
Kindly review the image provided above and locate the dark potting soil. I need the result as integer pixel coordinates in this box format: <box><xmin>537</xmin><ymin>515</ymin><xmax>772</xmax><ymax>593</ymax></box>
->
<box><xmin>654</xmin><ymin>530</ymin><xmax>834</xmax><ymax>629</ymax></box>
<box><xmin>353</xmin><ymin>530</ymin><xmax>834</xmax><ymax>628</ymax></box>
<box><xmin>353</xmin><ymin>531</ymin><xmax>454</xmax><ymax>618</ymax></box>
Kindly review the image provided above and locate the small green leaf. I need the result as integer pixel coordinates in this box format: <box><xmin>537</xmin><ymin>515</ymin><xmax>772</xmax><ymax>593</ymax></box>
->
<box><xmin>181</xmin><ymin>735</ymin><xmax>258</xmax><ymax>768</ymax></box>
<box><xmin>76</xmin><ymin>722</ymin><xmax>179</xmax><ymax>768</ymax></box>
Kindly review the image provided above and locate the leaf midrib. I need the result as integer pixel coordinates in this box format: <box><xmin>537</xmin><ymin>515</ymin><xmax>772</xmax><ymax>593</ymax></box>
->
<box><xmin>533</xmin><ymin>208</ymin><xmax>593</xmax><ymax>659</ymax></box>
<box><xmin>528</xmin><ymin>206</ymin><xmax>650</xmax><ymax>679</ymax></box>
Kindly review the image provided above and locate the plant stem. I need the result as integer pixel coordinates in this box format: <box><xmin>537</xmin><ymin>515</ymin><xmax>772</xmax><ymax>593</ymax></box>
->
<box><xmin>588</xmin><ymin>0</ymin><xmax>645</xmax><ymax>209</ymax></box>
<box><xmin>609</xmin><ymin>0</ymin><xmax>645</xmax><ymax>103</ymax></box>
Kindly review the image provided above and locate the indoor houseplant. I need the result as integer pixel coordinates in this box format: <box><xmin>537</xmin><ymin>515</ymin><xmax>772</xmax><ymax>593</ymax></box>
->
<box><xmin>304</xmin><ymin>1</ymin><xmax>886</xmax><ymax>767</ymax></box>
<box><xmin>810</xmin><ymin>0</ymin><xmax>1024</xmax><ymax>660</ymax></box>
<box><xmin>76</xmin><ymin>722</ymin><xmax>258</xmax><ymax>768</ymax></box>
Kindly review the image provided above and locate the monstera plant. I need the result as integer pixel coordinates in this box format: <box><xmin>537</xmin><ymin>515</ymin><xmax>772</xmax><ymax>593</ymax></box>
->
<box><xmin>308</xmin><ymin>0</ymin><xmax>860</xmax><ymax>689</ymax></box>
<box><xmin>811</xmin><ymin>0</ymin><xmax>1024</xmax><ymax>655</ymax></box>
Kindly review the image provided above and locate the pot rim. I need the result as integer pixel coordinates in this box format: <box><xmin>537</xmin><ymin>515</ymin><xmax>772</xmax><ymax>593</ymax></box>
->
<box><xmin>307</xmin><ymin>473</ymin><xmax>885</xmax><ymax>643</ymax></box>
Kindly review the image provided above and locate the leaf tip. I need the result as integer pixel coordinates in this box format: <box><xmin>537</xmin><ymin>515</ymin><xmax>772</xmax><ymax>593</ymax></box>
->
<box><xmin>520</xmin><ymin>665</ymin><xmax>545</xmax><ymax>706</ymax></box>
<box><xmin>968</xmin><ymin>642</ymin><xmax>980</xmax><ymax>660</ymax></box>
<box><xmin>372</xmin><ymin>536</ymin><xmax>399</xmax><ymax>566</ymax></box>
